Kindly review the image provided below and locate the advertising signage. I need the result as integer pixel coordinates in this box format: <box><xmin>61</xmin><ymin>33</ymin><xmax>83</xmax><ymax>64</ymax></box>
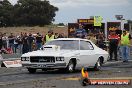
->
<box><xmin>94</xmin><ymin>16</ymin><xmax>103</xmax><ymax>26</ymax></box>
<box><xmin>77</xmin><ymin>19</ymin><xmax>94</xmax><ymax>24</ymax></box>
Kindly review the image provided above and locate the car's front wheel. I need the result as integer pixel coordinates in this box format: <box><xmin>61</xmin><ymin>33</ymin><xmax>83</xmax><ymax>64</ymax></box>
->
<box><xmin>27</xmin><ymin>68</ymin><xmax>36</xmax><ymax>73</ymax></box>
<box><xmin>66</xmin><ymin>60</ymin><xmax>75</xmax><ymax>73</ymax></box>
<box><xmin>1</xmin><ymin>63</ymin><xmax>6</xmax><ymax>67</ymax></box>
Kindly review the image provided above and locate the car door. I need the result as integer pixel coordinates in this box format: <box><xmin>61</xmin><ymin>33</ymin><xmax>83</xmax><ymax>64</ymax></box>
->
<box><xmin>77</xmin><ymin>40</ymin><xmax>98</xmax><ymax>67</ymax></box>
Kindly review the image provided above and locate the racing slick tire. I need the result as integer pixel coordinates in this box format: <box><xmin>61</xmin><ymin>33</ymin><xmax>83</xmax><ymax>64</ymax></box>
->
<box><xmin>94</xmin><ymin>58</ymin><xmax>102</xmax><ymax>71</ymax></box>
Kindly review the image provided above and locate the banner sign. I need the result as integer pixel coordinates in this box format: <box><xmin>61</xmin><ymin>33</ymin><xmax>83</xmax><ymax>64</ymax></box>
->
<box><xmin>3</xmin><ymin>60</ymin><xmax>22</xmax><ymax>68</ymax></box>
<box><xmin>94</xmin><ymin>16</ymin><xmax>103</xmax><ymax>26</ymax></box>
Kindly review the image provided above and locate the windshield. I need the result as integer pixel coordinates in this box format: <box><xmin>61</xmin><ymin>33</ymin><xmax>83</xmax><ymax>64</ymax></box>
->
<box><xmin>45</xmin><ymin>40</ymin><xmax>79</xmax><ymax>50</ymax></box>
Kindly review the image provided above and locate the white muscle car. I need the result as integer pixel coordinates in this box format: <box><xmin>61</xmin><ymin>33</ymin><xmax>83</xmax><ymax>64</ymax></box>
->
<box><xmin>21</xmin><ymin>38</ymin><xmax>109</xmax><ymax>73</ymax></box>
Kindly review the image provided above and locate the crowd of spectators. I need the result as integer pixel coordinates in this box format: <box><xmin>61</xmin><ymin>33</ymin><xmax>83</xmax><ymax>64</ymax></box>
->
<box><xmin>0</xmin><ymin>32</ymin><xmax>67</xmax><ymax>54</ymax></box>
<box><xmin>87</xmin><ymin>32</ymin><xmax>106</xmax><ymax>49</ymax></box>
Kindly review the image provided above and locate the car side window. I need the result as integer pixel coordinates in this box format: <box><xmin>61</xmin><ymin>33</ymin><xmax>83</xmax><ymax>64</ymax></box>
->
<box><xmin>80</xmin><ymin>41</ymin><xmax>94</xmax><ymax>50</ymax></box>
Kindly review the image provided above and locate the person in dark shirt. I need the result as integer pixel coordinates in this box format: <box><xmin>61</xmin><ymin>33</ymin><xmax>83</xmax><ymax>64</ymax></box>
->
<box><xmin>36</xmin><ymin>33</ymin><xmax>43</xmax><ymax>50</ymax></box>
<box><xmin>27</xmin><ymin>33</ymin><xmax>35</xmax><ymax>51</ymax></box>
<box><xmin>75</xmin><ymin>24</ymin><xmax>87</xmax><ymax>38</ymax></box>
<box><xmin>22</xmin><ymin>33</ymin><xmax>29</xmax><ymax>54</ymax></box>
<box><xmin>8</xmin><ymin>33</ymin><xmax>15</xmax><ymax>53</ymax></box>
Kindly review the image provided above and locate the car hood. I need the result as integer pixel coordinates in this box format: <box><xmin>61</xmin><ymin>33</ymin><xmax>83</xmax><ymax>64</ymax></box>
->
<box><xmin>21</xmin><ymin>50</ymin><xmax>79</xmax><ymax>57</ymax></box>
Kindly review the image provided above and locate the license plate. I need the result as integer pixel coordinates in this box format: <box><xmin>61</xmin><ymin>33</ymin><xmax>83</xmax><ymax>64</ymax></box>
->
<box><xmin>37</xmin><ymin>64</ymin><xmax>46</xmax><ymax>67</ymax></box>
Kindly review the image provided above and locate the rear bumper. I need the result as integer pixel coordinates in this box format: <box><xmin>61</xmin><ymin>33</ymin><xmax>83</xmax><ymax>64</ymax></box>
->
<box><xmin>22</xmin><ymin>63</ymin><xmax>67</xmax><ymax>69</ymax></box>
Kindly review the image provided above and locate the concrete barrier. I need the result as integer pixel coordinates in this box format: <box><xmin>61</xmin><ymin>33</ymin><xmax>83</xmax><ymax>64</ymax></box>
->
<box><xmin>0</xmin><ymin>54</ymin><xmax>22</xmax><ymax>67</ymax></box>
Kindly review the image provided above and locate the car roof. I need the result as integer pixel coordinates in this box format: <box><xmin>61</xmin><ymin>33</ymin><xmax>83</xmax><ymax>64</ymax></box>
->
<box><xmin>47</xmin><ymin>38</ymin><xmax>98</xmax><ymax>49</ymax></box>
<box><xmin>52</xmin><ymin>38</ymin><xmax>90</xmax><ymax>41</ymax></box>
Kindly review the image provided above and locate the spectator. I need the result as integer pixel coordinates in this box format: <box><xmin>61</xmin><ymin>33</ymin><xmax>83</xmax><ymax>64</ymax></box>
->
<box><xmin>14</xmin><ymin>36</ymin><xmax>19</xmax><ymax>53</ymax></box>
<box><xmin>36</xmin><ymin>33</ymin><xmax>43</xmax><ymax>50</ymax></box>
<box><xmin>32</xmin><ymin>34</ymin><xmax>37</xmax><ymax>51</ymax></box>
<box><xmin>75</xmin><ymin>24</ymin><xmax>87</xmax><ymax>38</ymax></box>
<box><xmin>88</xmin><ymin>33</ymin><xmax>97</xmax><ymax>44</ymax></box>
<box><xmin>0</xmin><ymin>46</ymin><xmax>8</xmax><ymax>54</ymax></box>
<box><xmin>58</xmin><ymin>33</ymin><xmax>64</xmax><ymax>38</ymax></box>
<box><xmin>20</xmin><ymin>33</ymin><xmax>24</xmax><ymax>53</ymax></box>
<box><xmin>43</xmin><ymin>30</ymin><xmax>55</xmax><ymax>44</ymax></box>
<box><xmin>120</xmin><ymin>30</ymin><xmax>132</xmax><ymax>62</ymax></box>
<box><xmin>108</xmin><ymin>30</ymin><xmax>120</xmax><ymax>61</ymax></box>
<box><xmin>27</xmin><ymin>33</ymin><xmax>35</xmax><ymax>51</ymax></box>
<box><xmin>17</xmin><ymin>35</ymin><xmax>23</xmax><ymax>54</ymax></box>
<box><xmin>2</xmin><ymin>33</ymin><xmax>8</xmax><ymax>48</ymax></box>
<box><xmin>54</xmin><ymin>33</ymin><xmax>59</xmax><ymax>39</ymax></box>
<box><xmin>97</xmin><ymin>32</ymin><xmax>105</xmax><ymax>49</ymax></box>
<box><xmin>22</xmin><ymin>33</ymin><xmax>29</xmax><ymax>54</ymax></box>
<box><xmin>8</xmin><ymin>33</ymin><xmax>15</xmax><ymax>53</ymax></box>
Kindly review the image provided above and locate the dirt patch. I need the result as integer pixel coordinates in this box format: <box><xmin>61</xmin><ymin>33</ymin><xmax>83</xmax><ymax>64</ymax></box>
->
<box><xmin>0</xmin><ymin>26</ymin><xmax>68</xmax><ymax>36</ymax></box>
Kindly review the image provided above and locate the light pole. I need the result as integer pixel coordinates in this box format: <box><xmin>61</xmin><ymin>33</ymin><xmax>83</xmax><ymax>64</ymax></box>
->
<box><xmin>115</xmin><ymin>15</ymin><xmax>124</xmax><ymax>30</ymax></box>
<box><xmin>121</xmin><ymin>18</ymin><xmax>126</xmax><ymax>30</ymax></box>
<box><xmin>127</xmin><ymin>20</ymin><xmax>132</xmax><ymax>34</ymax></box>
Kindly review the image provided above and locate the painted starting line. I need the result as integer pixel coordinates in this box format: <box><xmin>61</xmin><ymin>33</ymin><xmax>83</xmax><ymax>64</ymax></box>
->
<box><xmin>61</xmin><ymin>77</ymin><xmax>132</xmax><ymax>80</ymax></box>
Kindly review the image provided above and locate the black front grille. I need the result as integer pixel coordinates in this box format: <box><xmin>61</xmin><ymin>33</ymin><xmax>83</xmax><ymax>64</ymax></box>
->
<box><xmin>30</xmin><ymin>56</ymin><xmax>55</xmax><ymax>63</ymax></box>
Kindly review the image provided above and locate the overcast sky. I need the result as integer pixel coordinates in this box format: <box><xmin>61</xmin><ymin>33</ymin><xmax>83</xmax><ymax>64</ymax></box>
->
<box><xmin>8</xmin><ymin>0</ymin><xmax>132</xmax><ymax>24</ymax></box>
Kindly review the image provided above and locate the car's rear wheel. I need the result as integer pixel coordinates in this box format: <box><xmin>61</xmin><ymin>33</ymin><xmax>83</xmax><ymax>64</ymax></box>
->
<box><xmin>66</xmin><ymin>60</ymin><xmax>75</xmax><ymax>73</ymax></box>
<box><xmin>94</xmin><ymin>58</ymin><xmax>102</xmax><ymax>71</ymax></box>
<box><xmin>27</xmin><ymin>68</ymin><xmax>36</xmax><ymax>73</ymax></box>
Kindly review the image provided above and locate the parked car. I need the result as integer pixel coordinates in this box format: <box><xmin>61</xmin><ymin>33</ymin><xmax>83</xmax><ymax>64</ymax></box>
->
<box><xmin>21</xmin><ymin>38</ymin><xmax>109</xmax><ymax>73</ymax></box>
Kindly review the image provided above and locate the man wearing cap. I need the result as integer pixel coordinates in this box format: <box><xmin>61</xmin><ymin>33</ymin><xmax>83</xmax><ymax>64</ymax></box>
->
<box><xmin>43</xmin><ymin>30</ymin><xmax>55</xmax><ymax>44</ymax></box>
<box><xmin>108</xmin><ymin>30</ymin><xmax>120</xmax><ymax>61</ymax></box>
<box><xmin>120</xmin><ymin>30</ymin><xmax>132</xmax><ymax>62</ymax></box>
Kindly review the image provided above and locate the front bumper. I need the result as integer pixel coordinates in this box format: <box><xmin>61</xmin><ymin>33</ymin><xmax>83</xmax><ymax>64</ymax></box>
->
<box><xmin>22</xmin><ymin>63</ymin><xmax>67</xmax><ymax>69</ymax></box>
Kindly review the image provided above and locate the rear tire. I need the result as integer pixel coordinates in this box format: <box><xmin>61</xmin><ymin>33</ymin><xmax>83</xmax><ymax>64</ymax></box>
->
<box><xmin>94</xmin><ymin>58</ymin><xmax>102</xmax><ymax>71</ymax></box>
<box><xmin>27</xmin><ymin>68</ymin><xmax>36</xmax><ymax>73</ymax></box>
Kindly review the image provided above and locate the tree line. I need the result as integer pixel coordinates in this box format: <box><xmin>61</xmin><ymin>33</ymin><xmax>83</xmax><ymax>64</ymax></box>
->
<box><xmin>0</xmin><ymin>0</ymin><xmax>58</xmax><ymax>27</ymax></box>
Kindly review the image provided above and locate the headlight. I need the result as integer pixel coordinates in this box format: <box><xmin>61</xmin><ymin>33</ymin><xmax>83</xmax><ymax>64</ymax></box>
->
<box><xmin>25</xmin><ymin>57</ymin><xmax>30</xmax><ymax>61</ymax></box>
<box><xmin>56</xmin><ymin>57</ymin><xmax>65</xmax><ymax>61</ymax></box>
<box><xmin>21</xmin><ymin>57</ymin><xmax>25</xmax><ymax>61</ymax></box>
<box><xmin>21</xmin><ymin>57</ymin><xmax>30</xmax><ymax>61</ymax></box>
